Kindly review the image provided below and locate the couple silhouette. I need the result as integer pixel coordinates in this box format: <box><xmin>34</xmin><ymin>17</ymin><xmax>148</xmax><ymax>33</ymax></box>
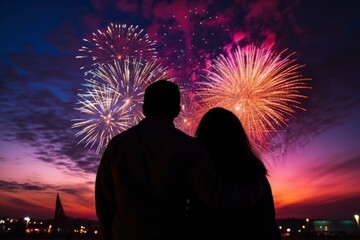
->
<box><xmin>95</xmin><ymin>79</ymin><xmax>281</xmax><ymax>240</ymax></box>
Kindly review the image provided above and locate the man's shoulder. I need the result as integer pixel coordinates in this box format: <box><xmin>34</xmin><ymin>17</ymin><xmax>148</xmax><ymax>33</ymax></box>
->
<box><xmin>107</xmin><ymin>125</ymin><xmax>138</xmax><ymax>146</ymax></box>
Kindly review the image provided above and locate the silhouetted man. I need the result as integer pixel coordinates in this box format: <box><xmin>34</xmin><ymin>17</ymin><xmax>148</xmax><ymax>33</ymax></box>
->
<box><xmin>95</xmin><ymin>79</ymin><xmax>262</xmax><ymax>240</ymax></box>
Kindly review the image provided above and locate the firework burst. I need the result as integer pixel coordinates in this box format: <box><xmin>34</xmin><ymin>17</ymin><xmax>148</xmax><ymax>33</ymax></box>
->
<box><xmin>86</xmin><ymin>58</ymin><xmax>170</xmax><ymax>123</ymax></box>
<box><xmin>72</xmin><ymin>57</ymin><xmax>171</xmax><ymax>153</ymax></box>
<box><xmin>77</xmin><ymin>23</ymin><xmax>158</xmax><ymax>70</ymax></box>
<box><xmin>196</xmin><ymin>43</ymin><xmax>311</xmax><ymax>148</ymax></box>
<box><xmin>72</xmin><ymin>82</ymin><xmax>131</xmax><ymax>153</ymax></box>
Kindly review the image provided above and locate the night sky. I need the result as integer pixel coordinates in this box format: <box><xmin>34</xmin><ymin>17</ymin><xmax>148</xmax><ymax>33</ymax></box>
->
<box><xmin>1</xmin><ymin>0</ymin><xmax>359</xmax><ymax>220</ymax></box>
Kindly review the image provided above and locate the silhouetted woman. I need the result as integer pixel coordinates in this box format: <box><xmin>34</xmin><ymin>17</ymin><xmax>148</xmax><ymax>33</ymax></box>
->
<box><xmin>193</xmin><ymin>107</ymin><xmax>282</xmax><ymax>239</ymax></box>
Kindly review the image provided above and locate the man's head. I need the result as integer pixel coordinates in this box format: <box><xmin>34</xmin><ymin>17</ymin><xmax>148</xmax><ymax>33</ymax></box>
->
<box><xmin>142</xmin><ymin>79</ymin><xmax>181</xmax><ymax>119</ymax></box>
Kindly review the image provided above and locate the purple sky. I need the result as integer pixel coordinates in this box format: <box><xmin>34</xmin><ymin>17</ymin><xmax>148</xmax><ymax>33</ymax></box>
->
<box><xmin>0</xmin><ymin>0</ymin><xmax>359</xmax><ymax>220</ymax></box>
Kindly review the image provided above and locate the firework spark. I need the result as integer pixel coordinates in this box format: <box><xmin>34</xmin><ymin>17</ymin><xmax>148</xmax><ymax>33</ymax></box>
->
<box><xmin>77</xmin><ymin>23</ymin><xmax>158</xmax><ymax>70</ymax></box>
<box><xmin>174</xmin><ymin>82</ymin><xmax>203</xmax><ymax>136</ymax></box>
<box><xmin>154</xmin><ymin>6</ymin><xmax>229</xmax><ymax>83</ymax></box>
<box><xmin>72</xmin><ymin>58</ymin><xmax>171</xmax><ymax>153</ymax></box>
<box><xmin>196</xmin><ymin>43</ymin><xmax>311</xmax><ymax>148</ymax></box>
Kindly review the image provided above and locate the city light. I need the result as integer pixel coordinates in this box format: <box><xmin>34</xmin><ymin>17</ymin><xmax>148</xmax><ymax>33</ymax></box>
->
<box><xmin>355</xmin><ymin>214</ymin><xmax>359</xmax><ymax>228</ymax></box>
<box><xmin>1</xmin><ymin>215</ymin><xmax>360</xmax><ymax>238</ymax></box>
<box><xmin>24</xmin><ymin>217</ymin><xmax>30</xmax><ymax>229</ymax></box>
<box><xmin>306</xmin><ymin>218</ymin><xmax>310</xmax><ymax>229</ymax></box>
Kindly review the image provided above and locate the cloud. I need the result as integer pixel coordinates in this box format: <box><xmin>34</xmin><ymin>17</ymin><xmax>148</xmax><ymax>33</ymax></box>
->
<box><xmin>4</xmin><ymin>196</ymin><xmax>42</xmax><ymax>209</ymax></box>
<box><xmin>276</xmin><ymin>196</ymin><xmax>360</xmax><ymax>219</ymax></box>
<box><xmin>273</xmin><ymin>152</ymin><xmax>360</xmax><ymax>219</ymax></box>
<box><xmin>0</xmin><ymin>179</ymin><xmax>93</xmax><ymax>200</ymax></box>
<box><xmin>0</xmin><ymin>179</ymin><xmax>95</xmax><ymax>219</ymax></box>
<box><xmin>267</xmin><ymin>1</ymin><xmax>360</xmax><ymax>154</ymax></box>
<box><xmin>0</xmin><ymin>42</ymin><xmax>100</xmax><ymax>174</ymax></box>
<box><xmin>0</xmin><ymin>180</ymin><xmax>50</xmax><ymax>191</ymax></box>
<box><xmin>297</xmin><ymin>153</ymin><xmax>360</xmax><ymax>198</ymax></box>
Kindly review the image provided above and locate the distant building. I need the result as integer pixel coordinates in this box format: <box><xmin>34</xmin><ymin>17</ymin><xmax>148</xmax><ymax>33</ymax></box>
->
<box><xmin>277</xmin><ymin>218</ymin><xmax>359</xmax><ymax>237</ymax></box>
<box><xmin>313</xmin><ymin>219</ymin><xmax>358</xmax><ymax>236</ymax></box>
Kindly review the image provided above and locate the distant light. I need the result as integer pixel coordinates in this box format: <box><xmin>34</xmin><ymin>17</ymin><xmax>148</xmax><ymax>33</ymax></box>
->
<box><xmin>24</xmin><ymin>217</ymin><xmax>30</xmax><ymax>230</ymax></box>
<box><xmin>286</xmin><ymin>228</ymin><xmax>291</xmax><ymax>232</ymax></box>
<box><xmin>355</xmin><ymin>214</ymin><xmax>359</xmax><ymax>228</ymax></box>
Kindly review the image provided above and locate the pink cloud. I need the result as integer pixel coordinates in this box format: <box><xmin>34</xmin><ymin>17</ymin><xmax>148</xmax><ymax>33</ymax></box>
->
<box><xmin>245</xmin><ymin>0</ymin><xmax>278</xmax><ymax>21</ymax></box>
<box><xmin>233</xmin><ymin>31</ymin><xmax>245</xmax><ymax>44</ymax></box>
<box><xmin>116</xmin><ymin>0</ymin><xmax>138</xmax><ymax>13</ymax></box>
<box><xmin>263</xmin><ymin>32</ymin><xmax>276</xmax><ymax>48</ymax></box>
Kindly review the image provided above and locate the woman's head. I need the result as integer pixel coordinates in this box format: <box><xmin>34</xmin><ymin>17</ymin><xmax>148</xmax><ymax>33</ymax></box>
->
<box><xmin>195</xmin><ymin>107</ymin><xmax>248</xmax><ymax>149</ymax></box>
<box><xmin>195</xmin><ymin>107</ymin><xmax>267</xmax><ymax>179</ymax></box>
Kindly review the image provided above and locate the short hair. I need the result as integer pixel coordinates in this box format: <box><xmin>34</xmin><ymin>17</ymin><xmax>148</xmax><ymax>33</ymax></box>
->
<box><xmin>142</xmin><ymin>79</ymin><xmax>181</xmax><ymax>118</ymax></box>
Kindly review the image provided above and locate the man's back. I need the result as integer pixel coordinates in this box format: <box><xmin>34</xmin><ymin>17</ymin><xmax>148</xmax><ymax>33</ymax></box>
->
<box><xmin>96</xmin><ymin>116</ymin><xmax>220</xmax><ymax>240</ymax></box>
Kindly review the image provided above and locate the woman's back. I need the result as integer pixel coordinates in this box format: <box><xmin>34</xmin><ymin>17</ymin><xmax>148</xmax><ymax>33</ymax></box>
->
<box><xmin>194</xmin><ymin>107</ymin><xmax>282</xmax><ymax>239</ymax></box>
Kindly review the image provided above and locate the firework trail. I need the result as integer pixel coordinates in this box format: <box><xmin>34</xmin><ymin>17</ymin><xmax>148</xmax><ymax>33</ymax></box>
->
<box><xmin>77</xmin><ymin>23</ymin><xmax>158</xmax><ymax>70</ymax></box>
<box><xmin>72</xmin><ymin>57</ymin><xmax>171</xmax><ymax>153</ymax></box>
<box><xmin>196</xmin><ymin>43</ymin><xmax>311</xmax><ymax>149</ymax></box>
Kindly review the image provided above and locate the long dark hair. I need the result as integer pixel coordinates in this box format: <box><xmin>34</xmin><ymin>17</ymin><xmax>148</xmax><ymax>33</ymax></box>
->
<box><xmin>195</xmin><ymin>107</ymin><xmax>267</xmax><ymax>183</ymax></box>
